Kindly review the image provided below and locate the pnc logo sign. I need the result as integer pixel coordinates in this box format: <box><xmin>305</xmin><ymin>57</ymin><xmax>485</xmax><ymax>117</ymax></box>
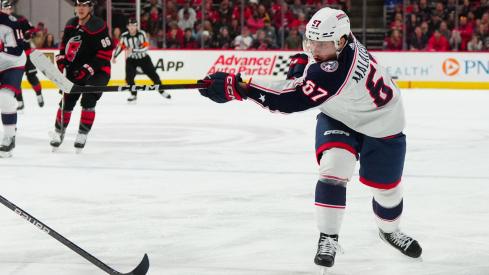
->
<box><xmin>443</xmin><ymin>58</ymin><xmax>460</xmax><ymax>76</ymax></box>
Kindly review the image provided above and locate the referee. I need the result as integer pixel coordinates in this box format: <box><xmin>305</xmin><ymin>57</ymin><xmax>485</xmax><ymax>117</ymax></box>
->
<box><xmin>113</xmin><ymin>19</ymin><xmax>171</xmax><ymax>102</ymax></box>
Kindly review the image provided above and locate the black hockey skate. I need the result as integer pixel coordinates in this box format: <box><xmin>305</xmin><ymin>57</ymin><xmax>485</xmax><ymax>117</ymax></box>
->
<box><xmin>314</xmin><ymin>233</ymin><xmax>343</xmax><ymax>270</ymax></box>
<box><xmin>127</xmin><ymin>95</ymin><xmax>137</xmax><ymax>103</ymax></box>
<box><xmin>160</xmin><ymin>90</ymin><xmax>171</xmax><ymax>99</ymax></box>
<box><xmin>74</xmin><ymin>132</ymin><xmax>87</xmax><ymax>154</ymax></box>
<box><xmin>379</xmin><ymin>228</ymin><xmax>422</xmax><ymax>258</ymax></box>
<box><xmin>49</xmin><ymin>131</ymin><xmax>65</xmax><ymax>152</ymax></box>
<box><xmin>0</xmin><ymin>136</ymin><xmax>15</xmax><ymax>158</ymax></box>
<box><xmin>37</xmin><ymin>94</ymin><xmax>44</xmax><ymax>107</ymax></box>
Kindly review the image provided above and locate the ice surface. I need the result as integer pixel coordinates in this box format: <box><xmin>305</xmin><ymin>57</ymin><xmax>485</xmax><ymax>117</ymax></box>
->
<box><xmin>0</xmin><ymin>88</ymin><xmax>488</xmax><ymax>275</ymax></box>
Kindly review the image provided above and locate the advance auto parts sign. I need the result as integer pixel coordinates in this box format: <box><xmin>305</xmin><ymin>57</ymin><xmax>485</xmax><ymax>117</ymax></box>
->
<box><xmin>207</xmin><ymin>54</ymin><xmax>295</xmax><ymax>78</ymax></box>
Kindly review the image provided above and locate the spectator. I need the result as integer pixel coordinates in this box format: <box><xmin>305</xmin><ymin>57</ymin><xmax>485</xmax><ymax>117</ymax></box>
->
<box><xmin>428</xmin><ymin>29</ymin><xmax>448</xmax><ymax>51</ymax></box>
<box><xmin>217</xmin><ymin>0</ymin><xmax>232</xmax><ymax>22</ymax></box>
<box><xmin>166</xmin><ymin>28</ymin><xmax>182</xmax><ymax>48</ymax></box>
<box><xmin>480</xmin><ymin>13</ymin><xmax>489</xmax><ymax>27</ymax></box>
<box><xmin>143</xmin><ymin>0</ymin><xmax>162</xmax><ymax>15</ymax></box>
<box><xmin>384</xmin><ymin>28</ymin><xmax>403</xmax><ymax>50</ymax></box>
<box><xmin>390</xmin><ymin>3</ymin><xmax>403</xmax><ymax>23</ymax></box>
<box><xmin>459</xmin><ymin>0</ymin><xmax>473</xmax><ymax>17</ymax></box>
<box><xmin>467</xmin><ymin>33</ymin><xmax>483</xmax><ymax>51</ymax></box>
<box><xmin>247</xmin><ymin>9</ymin><xmax>265</xmax><ymax>35</ymax></box>
<box><xmin>249</xmin><ymin>0</ymin><xmax>259</xmax><ymax>13</ymax></box>
<box><xmin>390</xmin><ymin>12</ymin><xmax>404</xmax><ymax>32</ymax></box>
<box><xmin>445</xmin><ymin>0</ymin><xmax>456</xmax><ymax>15</ymax></box>
<box><xmin>421</xmin><ymin>21</ymin><xmax>431</xmax><ymax>39</ymax></box>
<box><xmin>439</xmin><ymin>21</ymin><xmax>451</xmax><ymax>42</ymax></box>
<box><xmin>270</xmin><ymin>0</ymin><xmax>284</xmax><ymax>18</ymax></box>
<box><xmin>178</xmin><ymin>0</ymin><xmax>197</xmax><ymax>22</ymax></box>
<box><xmin>406</xmin><ymin>13</ymin><xmax>420</xmax><ymax>36</ymax></box>
<box><xmin>449</xmin><ymin>29</ymin><xmax>462</xmax><ymax>50</ymax></box>
<box><xmin>41</xmin><ymin>33</ymin><xmax>57</xmax><ymax>48</ymax></box>
<box><xmin>250</xmin><ymin>29</ymin><xmax>273</xmax><ymax>49</ymax></box>
<box><xmin>257</xmin><ymin>5</ymin><xmax>270</xmax><ymax>21</ymax></box>
<box><xmin>418</xmin><ymin>0</ymin><xmax>431</xmax><ymax>22</ymax></box>
<box><xmin>199</xmin><ymin>30</ymin><xmax>213</xmax><ymax>48</ymax></box>
<box><xmin>232</xmin><ymin>0</ymin><xmax>252</xmax><ymax>20</ymax></box>
<box><xmin>234</xmin><ymin>25</ymin><xmax>253</xmax><ymax>49</ymax></box>
<box><xmin>197</xmin><ymin>3</ymin><xmax>219</xmax><ymax>24</ymax></box>
<box><xmin>214</xmin><ymin>26</ymin><xmax>233</xmax><ymax>48</ymax></box>
<box><xmin>409</xmin><ymin>26</ymin><xmax>428</xmax><ymax>50</ymax></box>
<box><xmin>446</xmin><ymin>11</ymin><xmax>456</xmax><ymax>30</ymax></box>
<box><xmin>213</xmin><ymin>15</ymin><xmax>231</xmax><ymax>39</ymax></box>
<box><xmin>167</xmin><ymin>21</ymin><xmax>184</xmax><ymax>41</ymax></box>
<box><xmin>476</xmin><ymin>24</ymin><xmax>489</xmax><ymax>43</ymax></box>
<box><xmin>290</xmin><ymin>13</ymin><xmax>308</xmax><ymax>36</ymax></box>
<box><xmin>428</xmin><ymin>11</ymin><xmax>441</xmax><ymax>36</ymax></box>
<box><xmin>229</xmin><ymin>17</ymin><xmax>241</xmax><ymax>39</ymax></box>
<box><xmin>434</xmin><ymin>2</ymin><xmax>446</xmax><ymax>21</ymax></box>
<box><xmin>112</xmin><ymin>27</ymin><xmax>121</xmax><ymax>46</ymax></box>
<box><xmin>182</xmin><ymin>28</ymin><xmax>199</xmax><ymax>48</ymax></box>
<box><xmin>273</xmin><ymin>4</ymin><xmax>295</xmax><ymax>31</ymax></box>
<box><xmin>466</xmin><ymin>11</ymin><xmax>477</xmax><ymax>30</ymax></box>
<box><xmin>143</xmin><ymin>9</ymin><xmax>160</xmax><ymax>36</ymax></box>
<box><xmin>32</xmin><ymin>30</ymin><xmax>45</xmax><ymax>48</ymax></box>
<box><xmin>36</xmin><ymin>22</ymin><xmax>47</xmax><ymax>35</ymax></box>
<box><xmin>455</xmin><ymin>16</ymin><xmax>474</xmax><ymax>50</ymax></box>
<box><xmin>165</xmin><ymin>1</ymin><xmax>179</xmax><ymax>25</ymax></box>
<box><xmin>259</xmin><ymin>19</ymin><xmax>277</xmax><ymax>48</ymax></box>
<box><xmin>284</xmin><ymin>26</ymin><xmax>302</xmax><ymax>50</ymax></box>
<box><xmin>155</xmin><ymin>29</ymin><xmax>164</xmax><ymax>48</ymax></box>
<box><xmin>475</xmin><ymin>0</ymin><xmax>489</xmax><ymax>19</ymax></box>
<box><xmin>290</xmin><ymin>0</ymin><xmax>308</xmax><ymax>19</ymax></box>
<box><xmin>179</xmin><ymin>9</ymin><xmax>196</xmax><ymax>31</ymax></box>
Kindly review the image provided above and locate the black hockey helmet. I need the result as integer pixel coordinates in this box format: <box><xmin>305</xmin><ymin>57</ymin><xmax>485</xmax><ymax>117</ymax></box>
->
<box><xmin>1</xmin><ymin>0</ymin><xmax>12</xmax><ymax>9</ymax></box>
<box><xmin>128</xmin><ymin>18</ymin><xmax>138</xmax><ymax>25</ymax></box>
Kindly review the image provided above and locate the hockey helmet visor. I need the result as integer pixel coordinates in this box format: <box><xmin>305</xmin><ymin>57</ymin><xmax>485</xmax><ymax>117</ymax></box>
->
<box><xmin>303</xmin><ymin>36</ymin><xmax>337</xmax><ymax>57</ymax></box>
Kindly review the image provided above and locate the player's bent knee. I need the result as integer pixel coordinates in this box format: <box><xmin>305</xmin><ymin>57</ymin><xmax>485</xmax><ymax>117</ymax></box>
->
<box><xmin>319</xmin><ymin>147</ymin><xmax>356</xmax><ymax>183</ymax></box>
<box><xmin>371</xmin><ymin>182</ymin><xmax>404</xmax><ymax>207</ymax></box>
<box><xmin>0</xmin><ymin>88</ymin><xmax>17</xmax><ymax>111</ymax></box>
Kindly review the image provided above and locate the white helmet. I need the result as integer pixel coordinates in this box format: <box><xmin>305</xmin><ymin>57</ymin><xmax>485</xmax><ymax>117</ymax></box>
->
<box><xmin>303</xmin><ymin>8</ymin><xmax>350</xmax><ymax>56</ymax></box>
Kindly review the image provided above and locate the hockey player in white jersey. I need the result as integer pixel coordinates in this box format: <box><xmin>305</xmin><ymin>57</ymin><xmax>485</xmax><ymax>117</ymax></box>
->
<box><xmin>0</xmin><ymin>9</ymin><xmax>25</xmax><ymax>157</ymax></box>
<box><xmin>197</xmin><ymin>7</ymin><xmax>422</xmax><ymax>272</ymax></box>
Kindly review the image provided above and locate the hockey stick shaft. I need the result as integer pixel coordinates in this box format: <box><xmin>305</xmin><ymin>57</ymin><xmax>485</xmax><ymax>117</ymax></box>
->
<box><xmin>0</xmin><ymin>195</ymin><xmax>149</xmax><ymax>275</ymax></box>
<box><xmin>29</xmin><ymin>49</ymin><xmax>209</xmax><ymax>94</ymax></box>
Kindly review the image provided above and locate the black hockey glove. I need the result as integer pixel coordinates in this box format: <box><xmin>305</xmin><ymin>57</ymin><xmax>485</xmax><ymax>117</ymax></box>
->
<box><xmin>55</xmin><ymin>54</ymin><xmax>68</xmax><ymax>73</ymax></box>
<box><xmin>74</xmin><ymin>64</ymin><xmax>95</xmax><ymax>82</ymax></box>
<box><xmin>24</xmin><ymin>30</ymin><xmax>36</xmax><ymax>39</ymax></box>
<box><xmin>197</xmin><ymin>72</ymin><xmax>247</xmax><ymax>104</ymax></box>
<box><xmin>286</xmin><ymin>53</ymin><xmax>309</xmax><ymax>80</ymax></box>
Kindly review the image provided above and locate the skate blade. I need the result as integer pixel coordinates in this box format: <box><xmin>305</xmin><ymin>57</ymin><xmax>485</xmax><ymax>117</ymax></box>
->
<box><xmin>51</xmin><ymin>146</ymin><xmax>59</xmax><ymax>152</ymax></box>
<box><xmin>0</xmin><ymin>151</ymin><xmax>13</xmax><ymax>158</ymax></box>
<box><xmin>127</xmin><ymin>101</ymin><xmax>137</xmax><ymax>104</ymax></box>
<box><xmin>319</xmin><ymin>266</ymin><xmax>329</xmax><ymax>275</ymax></box>
<box><xmin>76</xmin><ymin>148</ymin><xmax>83</xmax><ymax>154</ymax></box>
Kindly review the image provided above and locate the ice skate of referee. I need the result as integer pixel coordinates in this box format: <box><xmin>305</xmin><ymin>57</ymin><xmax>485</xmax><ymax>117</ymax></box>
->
<box><xmin>113</xmin><ymin>18</ymin><xmax>171</xmax><ymax>103</ymax></box>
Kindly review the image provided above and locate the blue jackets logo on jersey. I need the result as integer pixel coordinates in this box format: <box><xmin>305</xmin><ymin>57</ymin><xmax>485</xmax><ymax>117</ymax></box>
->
<box><xmin>320</xmin><ymin>61</ymin><xmax>339</xmax><ymax>72</ymax></box>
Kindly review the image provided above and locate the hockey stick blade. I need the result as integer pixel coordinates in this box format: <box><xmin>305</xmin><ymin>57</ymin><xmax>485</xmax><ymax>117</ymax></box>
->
<box><xmin>0</xmin><ymin>194</ymin><xmax>149</xmax><ymax>275</ymax></box>
<box><xmin>29</xmin><ymin>49</ymin><xmax>209</xmax><ymax>93</ymax></box>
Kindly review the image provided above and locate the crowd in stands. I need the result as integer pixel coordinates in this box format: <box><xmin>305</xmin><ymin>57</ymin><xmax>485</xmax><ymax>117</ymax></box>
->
<box><xmin>384</xmin><ymin>0</ymin><xmax>489</xmax><ymax>51</ymax></box>
<box><xmin>107</xmin><ymin>0</ymin><xmax>350</xmax><ymax>49</ymax></box>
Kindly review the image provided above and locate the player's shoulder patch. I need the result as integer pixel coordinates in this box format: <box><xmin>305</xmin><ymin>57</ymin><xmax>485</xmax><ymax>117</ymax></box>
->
<box><xmin>8</xmin><ymin>15</ymin><xmax>17</xmax><ymax>22</ymax></box>
<box><xmin>83</xmin><ymin>16</ymin><xmax>107</xmax><ymax>34</ymax></box>
<box><xmin>320</xmin><ymin>61</ymin><xmax>339</xmax><ymax>73</ymax></box>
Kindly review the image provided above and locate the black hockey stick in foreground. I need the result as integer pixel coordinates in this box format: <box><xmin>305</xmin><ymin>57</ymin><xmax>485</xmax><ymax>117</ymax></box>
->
<box><xmin>0</xmin><ymin>194</ymin><xmax>149</xmax><ymax>275</ymax></box>
<box><xmin>29</xmin><ymin>49</ymin><xmax>210</xmax><ymax>94</ymax></box>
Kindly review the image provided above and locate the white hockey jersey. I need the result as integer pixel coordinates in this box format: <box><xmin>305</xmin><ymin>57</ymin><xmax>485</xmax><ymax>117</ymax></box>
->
<box><xmin>0</xmin><ymin>12</ymin><xmax>26</xmax><ymax>72</ymax></box>
<box><xmin>246</xmin><ymin>34</ymin><xmax>405</xmax><ymax>138</ymax></box>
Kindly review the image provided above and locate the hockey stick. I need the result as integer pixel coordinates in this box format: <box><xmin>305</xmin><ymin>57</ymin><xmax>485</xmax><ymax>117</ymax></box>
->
<box><xmin>29</xmin><ymin>50</ymin><xmax>209</xmax><ymax>94</ymax></box>
<box><xmin>0</xmin><ymin>194</ymin><xmax>149</xmax><ymax>275</ymax></box>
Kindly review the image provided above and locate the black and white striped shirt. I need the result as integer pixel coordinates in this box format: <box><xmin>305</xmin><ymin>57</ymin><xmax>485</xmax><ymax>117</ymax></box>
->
<box><xmin>114</xmin><ymin>30</ymin><xmax>150</xmax><ymax>60</ymax></box>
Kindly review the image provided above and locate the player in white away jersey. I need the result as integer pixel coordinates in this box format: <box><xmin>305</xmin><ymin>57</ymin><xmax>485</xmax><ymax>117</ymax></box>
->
<box><xmin>0</xmin><ymin>9</ymin><xmax>25</xmax><ymax>157</ymax></box>
<box><xmin>197</xmin><ymin>7</ymin><xmax>422</xmax><ymax>273</ymax></box>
